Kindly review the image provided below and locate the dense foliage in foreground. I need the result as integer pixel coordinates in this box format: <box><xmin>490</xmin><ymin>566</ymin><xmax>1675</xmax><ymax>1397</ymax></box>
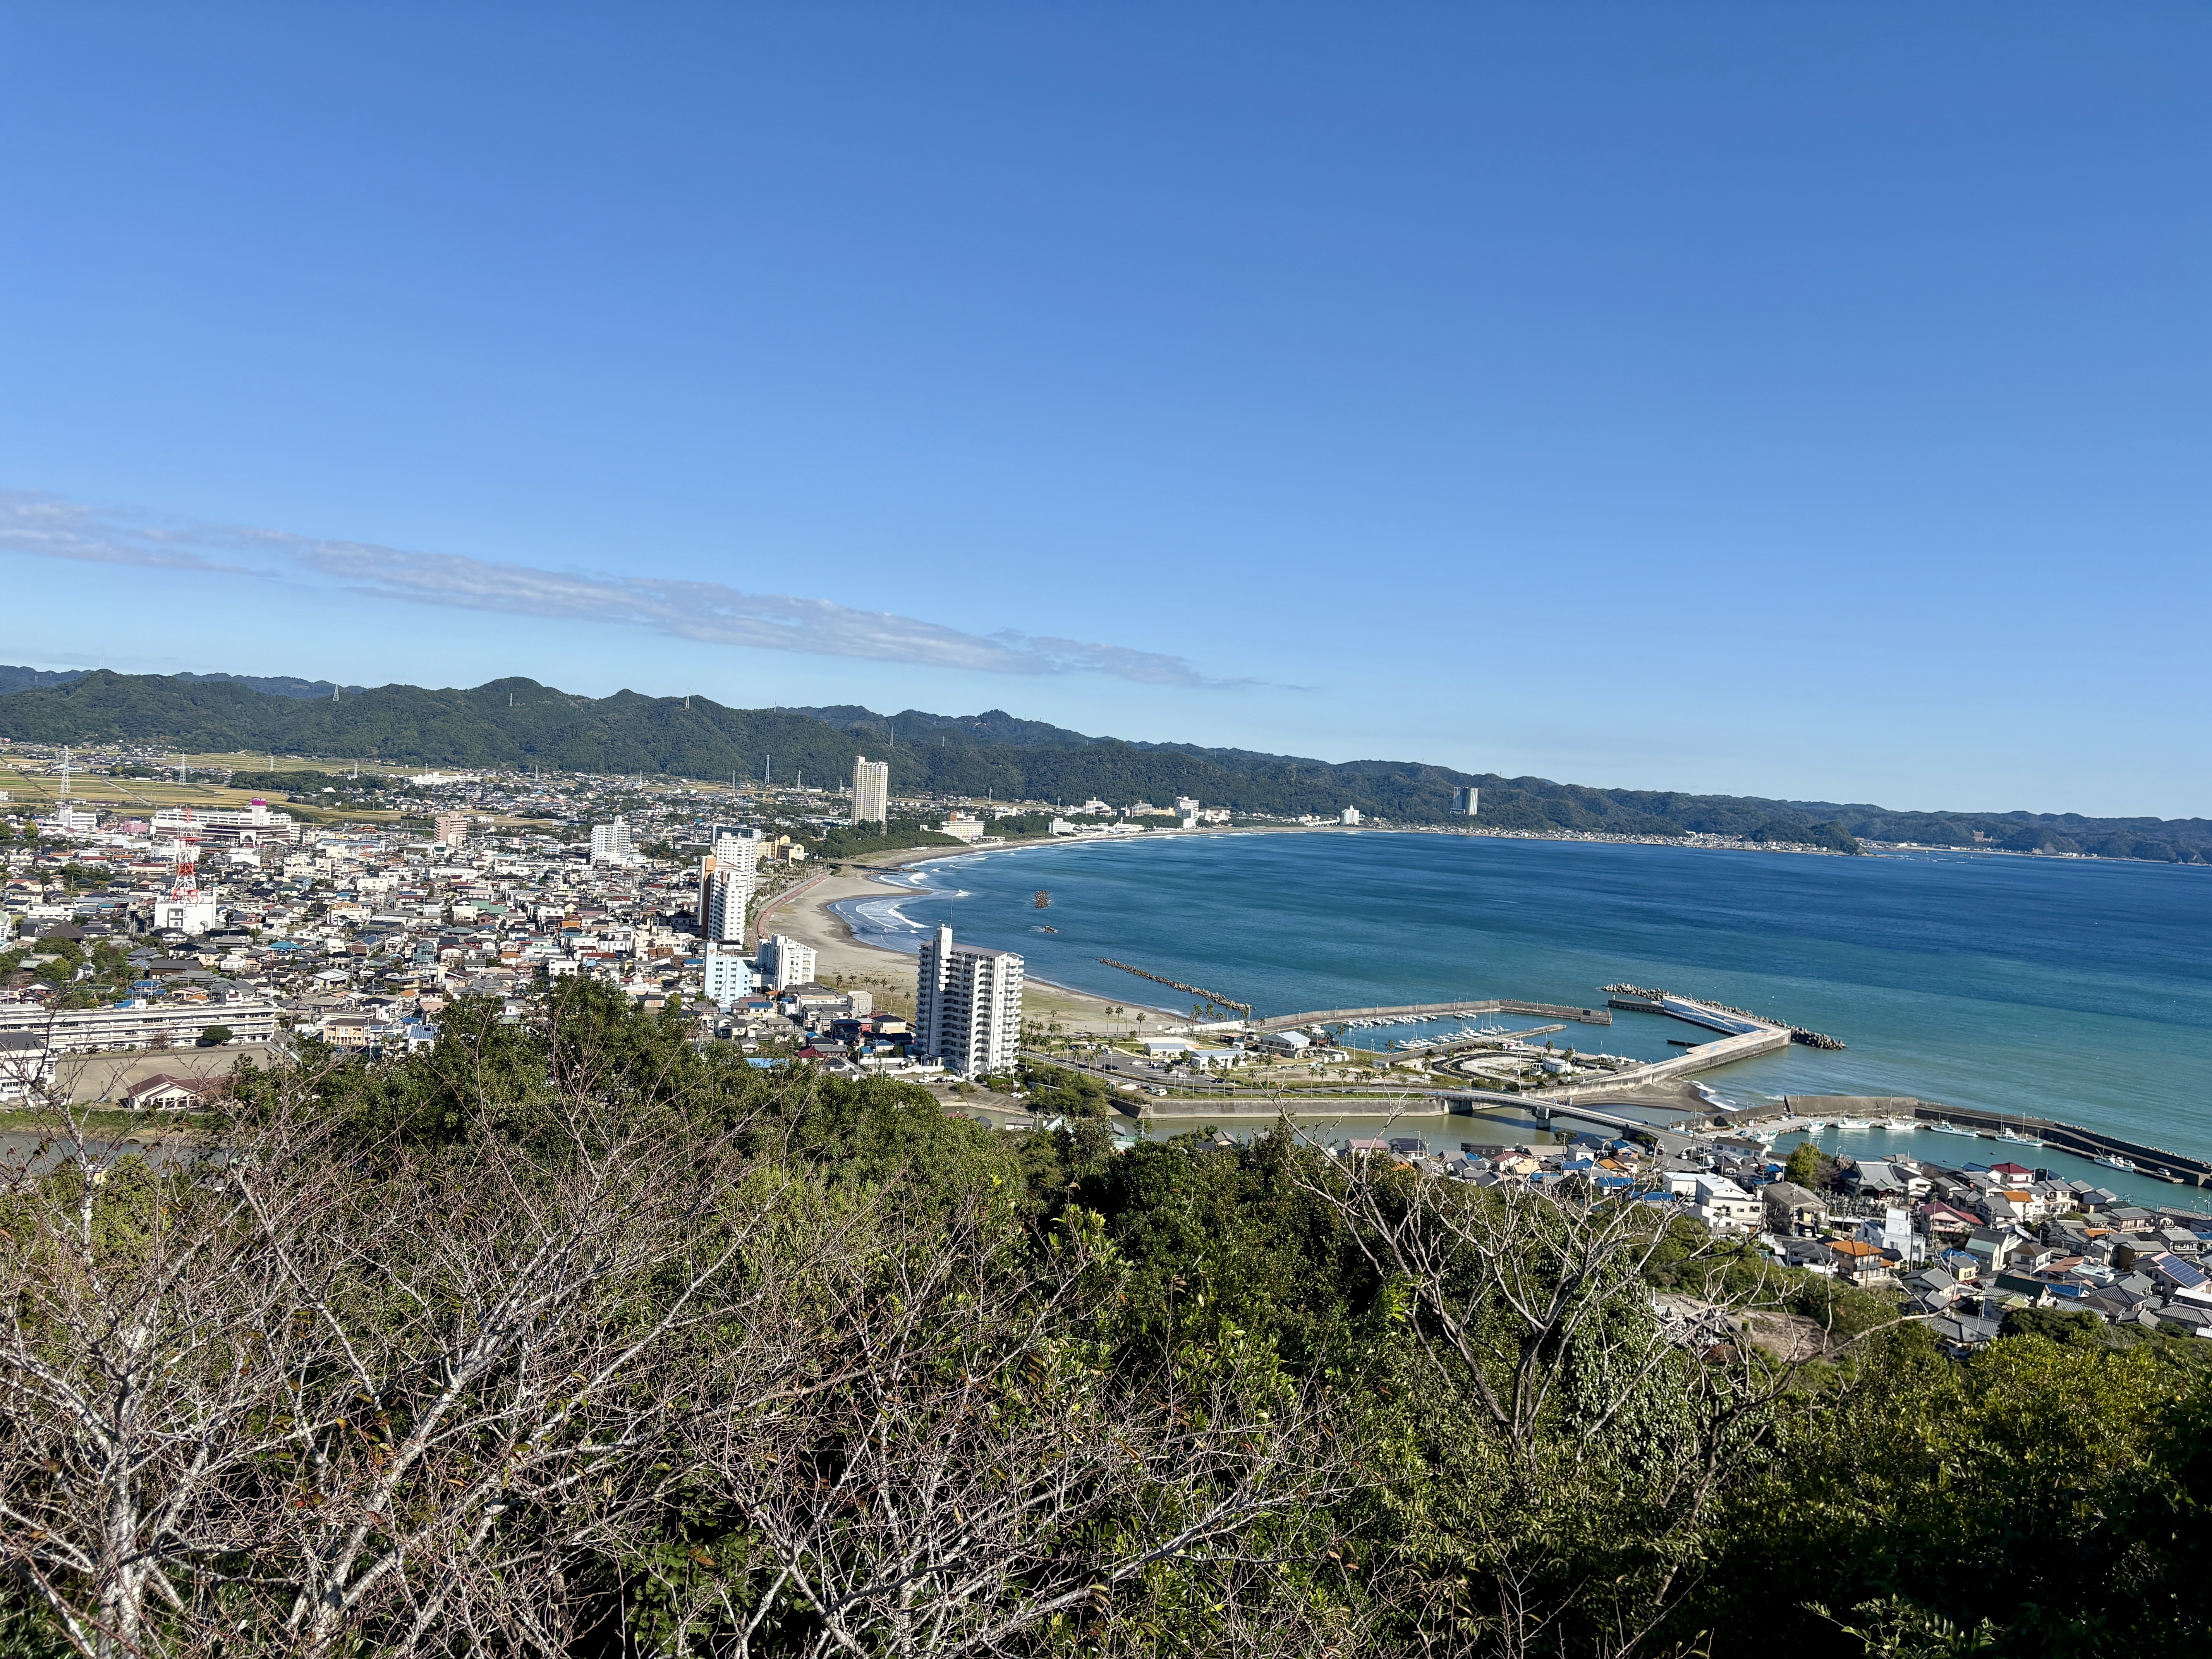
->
<box><xmin>3</xmin><ymin>986</ymin><xmax>2210</xmax><ymax>1657</ymax></box>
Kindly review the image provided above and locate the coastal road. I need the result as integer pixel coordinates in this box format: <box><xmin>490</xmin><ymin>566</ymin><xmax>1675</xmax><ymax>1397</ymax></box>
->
<box><xmin>1027</xmin><ymin>1051</ymin><xmax>1707</xmax><ymax>1152</ymax></box>
<box><xmin>1024</xmin><ymin>1047</ymin><xmax>1433</xmax><ymax>1103</ymax></box>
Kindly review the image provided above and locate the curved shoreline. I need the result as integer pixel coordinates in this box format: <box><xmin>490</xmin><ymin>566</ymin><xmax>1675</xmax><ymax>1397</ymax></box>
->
<box><xmin>766</xmin><ymin>828</ymin><xmax>1960</xmax><ymax>1030</ymax></box>
<box><xmin>749</xmin><ymin>853</ymin><xmax>1153</xmax><ymax>1029</ymax></box>
<box><xmin>769</xmin><ymin>833</ymin><xmax>2212</xmax><ymax>1144</ymax></box>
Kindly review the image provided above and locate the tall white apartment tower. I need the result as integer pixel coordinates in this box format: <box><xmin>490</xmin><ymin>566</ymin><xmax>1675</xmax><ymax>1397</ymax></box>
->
<box><xmin>699</xmin><ymin>867</ymin><xmax>753</xmax><ymax>944</ymax></box>
<box><xmin>916</xmin><ymin>924</ymin><xmax>1024</xmax><ymax>1077</ymax></box>
<box><xmin>697</xmin><ymin>833</ymin><xmax>758</xmax><ymax>944</ymax></box>
<box><xmin>1451</xmin><ymin>786</ymin><xmax>1479</xmax><ymax>816</ymax></box>
<box><xmin>852</xmin><ymin>755</ymin><xmax>890</xmax><ymax>828</ymax></box>
<box><xmin>589</xmin><ymin>816</ymin><xmax>638</xmax><ymax>865</ymax></box>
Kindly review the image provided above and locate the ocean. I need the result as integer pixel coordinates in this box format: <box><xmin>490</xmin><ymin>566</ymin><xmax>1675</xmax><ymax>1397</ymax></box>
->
<box><xmin>835</xmin><ymin>830</ymin><xmax>2212</xmax><ymax>1188</ymax></box>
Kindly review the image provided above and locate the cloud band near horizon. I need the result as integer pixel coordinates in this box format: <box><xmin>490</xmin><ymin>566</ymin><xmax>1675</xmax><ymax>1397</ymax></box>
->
<box><xmin>0</xmin><ymin>490</ymin><xmax>1232</xmax><ymax>687</ymax></box>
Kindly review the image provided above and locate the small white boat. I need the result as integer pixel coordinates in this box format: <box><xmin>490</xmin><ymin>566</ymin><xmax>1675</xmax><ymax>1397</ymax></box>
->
<box><xmin>1925</xmin><ymin>1121</ymin><xmax>1976</xmax><ymax>1137</ymax></box>
<box><xmin>1997</xmin><ymin>1128</ymin><xmax>2041</xmax><ymax>1146</ymax></box>
<box><xmin>1832</xmin><ymin>1117</ymin><xmax>1874</xmax><ymax>1130</ymax></box>
<box><xmin>2094</xmin><ymin>1153</ymin><xmax>2137</xmax><ymax>1173</ymax></box>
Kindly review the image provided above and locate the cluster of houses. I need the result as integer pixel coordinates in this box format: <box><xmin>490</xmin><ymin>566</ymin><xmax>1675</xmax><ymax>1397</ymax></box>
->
<box><xmin>1753</xmin><ymin>1151</ymin><xmax>2212</xmax><ymax>1353</ymax></box>
<box><xmin>1338</xmin><ymin>1131</ymin><xmax>2212</xmax><ymax>1357</ymax></box>
<box><xmin>1341</xmin><ymin>1132</ymin><xmax>1680</xmax><ymax>1194</ymax></box>
<box><xmin>0</xmin><ymin>761</ymin><xmax>944</xmax><ymax>1090</ymax></box>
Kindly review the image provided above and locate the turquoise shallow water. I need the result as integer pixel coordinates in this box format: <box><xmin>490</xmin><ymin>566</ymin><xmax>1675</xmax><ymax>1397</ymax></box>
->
<box><xmin>838</xmin><ymin>831</ymin><xmax>2212</xmax><ymax>1163</ymax></box>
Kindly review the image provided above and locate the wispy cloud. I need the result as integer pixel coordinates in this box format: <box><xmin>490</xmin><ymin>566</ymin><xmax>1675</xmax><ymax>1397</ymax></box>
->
<box><xmin>0</xmin><ymin>490</ymin><xmax>1231</xmax><ymax>687</ymax></box>
<box><xmin>0</xmin><ymin>493</ymin><xmax>254</xmax><ymax>572</ymax></box>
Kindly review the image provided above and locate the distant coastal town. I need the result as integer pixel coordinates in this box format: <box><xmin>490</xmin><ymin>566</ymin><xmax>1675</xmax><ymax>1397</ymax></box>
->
<box><xmin>4</xmin><ymin>738</ymin><xmax>2210</xmax><ymax>1373</ymax></box>
<box><xmin>0</xmin><ymin>735</ymin><xmax>2195</xmax><ymax>1103</ymax></box>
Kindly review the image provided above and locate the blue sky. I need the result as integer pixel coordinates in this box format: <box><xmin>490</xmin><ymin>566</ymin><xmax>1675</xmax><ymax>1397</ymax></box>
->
<box><xmin>2</xmin><ymin>4</ymin><xmax>2205</xmax><ymax>817</ymax></box>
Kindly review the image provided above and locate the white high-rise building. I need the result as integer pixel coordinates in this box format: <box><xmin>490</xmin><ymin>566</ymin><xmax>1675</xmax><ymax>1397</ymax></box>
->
<box><xmin>697</xmin><ymin>834</ymin><xmax>758</xmax><ymax>944</ymax></box>
<box><xmin>1451</xmin><ymin>786</ymin><xmax>1479</xmax><ymax>816</ymax></box>
<box><xmin>711</xmin><ymin>829</ymin><xmax>760</xmax><ymax>870</ymax></box>
<box><xmin>1340</xmin><ymin>806</ymin><xmax>1362</xmax><ymax>826</ymax></box>
<box><xmin>916</xmin><ymin>924</ymin><xmax>1024</xmax><ymax>1077</ymax></box>
<box><xmin>702</xmin><ymin>946</ymin><xmax>756</xmax><ymax>1008</ymax></box>
<box><xmin>590</xmin><ymin>816</ymin><xmax>639</xmax><ymax>865</ymax></box>
<box><xmin>760</xmin><ymin>933</ymin><xmax>819</xmax><ymax>991</ymax></box>
<box><xmin>699</xmin><ymin>867</ymin><xmax>753</xmax><ymax>944</ymax></box>
<box><xmin>852</xmin><ymin>755</ymin><xmax>889</xmax><ymax>828</ymax></box>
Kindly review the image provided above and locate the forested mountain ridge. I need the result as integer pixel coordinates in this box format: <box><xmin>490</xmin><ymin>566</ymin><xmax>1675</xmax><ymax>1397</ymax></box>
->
<box><xmin>2</xmin><ymin>667</ymin><xmax>2206</xmax><ymax>861</ymax></box>
<box><xmin>0</xmin><ymin>665</ymin><xmax>362</xmax><ymax>698</ymax></box>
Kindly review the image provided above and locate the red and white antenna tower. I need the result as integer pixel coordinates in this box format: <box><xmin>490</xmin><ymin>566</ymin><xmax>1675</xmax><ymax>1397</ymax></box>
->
<box><xmin>166</xmin><ymin>845</ymin><xmax>200</xmax><ymax>903</ymax></box>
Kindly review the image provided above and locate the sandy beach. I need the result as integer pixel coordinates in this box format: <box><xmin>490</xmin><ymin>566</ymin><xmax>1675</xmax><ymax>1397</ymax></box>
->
<box><xmin>749</xmin><ymin>849</ymin><xmax>1137</xmax><ymax>1033</ymax></box>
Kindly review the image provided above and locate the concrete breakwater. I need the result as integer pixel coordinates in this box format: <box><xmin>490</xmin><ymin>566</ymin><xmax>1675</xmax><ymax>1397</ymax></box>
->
<box><xmin>1255</xmin><ymin>998</ymin><xmax>1613</xmax><ymax>1031</ymax></box>
<box><xmin>1926</xmin><ymin>1104</ymin><xmax>2212</xmax><ymax>1188</ymax></box>
<box><xmin>1603</xmin><ymin>985</ymin><xmax>1845</xmax><ymax>1050</ymax></box>
<box><xmin>1539</xmin><ymin>1011</ymin><xmax>1793</xmax><ymax>1097</ymax></box>
<box><xmin>1762</xmin><ymin>1094</ymin><xmax>2212</xmax><ymax>1189</ymax></box>
<box><xmin>1235</xmin><ymin>991</ymin><xmax>1792</xmax><ymax>1097</ymax></box>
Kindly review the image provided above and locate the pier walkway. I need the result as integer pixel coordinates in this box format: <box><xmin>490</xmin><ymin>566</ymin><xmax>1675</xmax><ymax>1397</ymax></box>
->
<box><xmin>1255</xmin><ymin>998</ymin><xmax>1612</xmax><ymax>1032</ymax></box>
<box><xmin>1532</xmin><ymin>996</ymin><xmax>1792</xmax><ymax>1098</ymax></box>
<box><xmin>1252</xmin><ymin>994</ymin><xmax>1788</xmax><ymax>1092</ymax></box>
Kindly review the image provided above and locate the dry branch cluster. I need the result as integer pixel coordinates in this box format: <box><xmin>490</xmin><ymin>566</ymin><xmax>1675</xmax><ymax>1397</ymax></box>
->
<box><xmin>0</xmin><ymin>998</ymin><xmax>1899</xmax><ymax>1659</ymax></box>
<box><xmin>0</xmin><ymin>1066</ymin><xmax>1352</xmax><ymax>1658</ymax></box>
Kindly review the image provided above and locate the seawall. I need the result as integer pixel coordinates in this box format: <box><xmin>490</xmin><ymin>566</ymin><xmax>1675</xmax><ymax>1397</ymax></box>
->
<box><xmin>1257</xmin><ymin>998</ymin><xmax>1613</xmax><ymax>1030</ymax></box>
<box><xmin>1774</xmin><ymin>1094</ymin><xmax>2212</xmax><ymax>1188</ymax></box>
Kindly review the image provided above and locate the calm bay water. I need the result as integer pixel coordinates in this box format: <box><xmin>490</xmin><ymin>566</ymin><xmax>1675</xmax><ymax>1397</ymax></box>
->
<box><xmin>838</xmin><ymin>831</ymin><xmax>2212</xmax><ymax>1163</ymax></box>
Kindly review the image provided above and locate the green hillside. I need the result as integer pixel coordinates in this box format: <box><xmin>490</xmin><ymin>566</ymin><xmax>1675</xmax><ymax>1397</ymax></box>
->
<box><xmin>2</xmin><ymin>668</ymin><xmax>2207</xmax><ymax>861</ymax></box>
